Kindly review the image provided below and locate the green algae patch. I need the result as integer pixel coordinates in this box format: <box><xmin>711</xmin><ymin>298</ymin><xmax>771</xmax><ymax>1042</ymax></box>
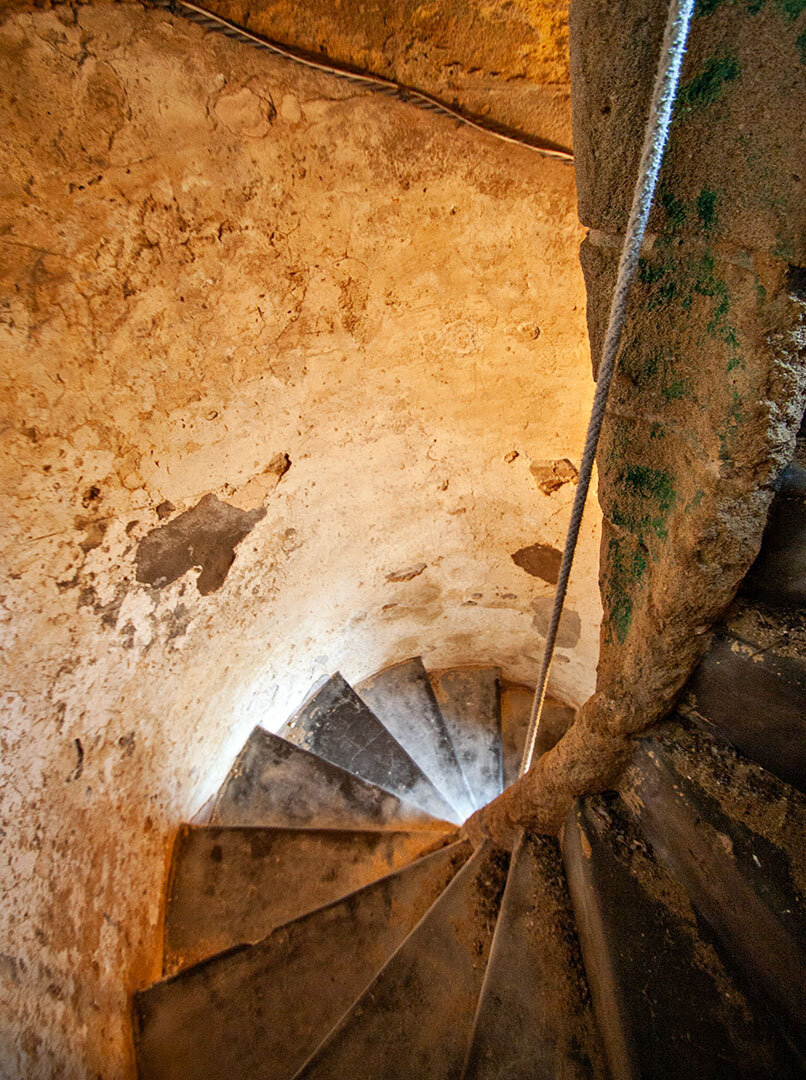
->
<box><xmin>622</xmin><ymin>465</ymin><xmax>676</xmax><ymax>512</ymax></box>
<box><xmin>678</xmin><ymin>55</ymin><xmax>741</xmax><ymax>111</ymax></box>
<box><xmin>611</xmin><ymin>465</ymin><xmax>677</xmax><ymax>541</ymax></box>
<box><xmin>661</xmin><ymin>188</ymin><xmax>689</xmax><ymax>231</ymax></box>
<box><xmin>636</xmin><ymin>243</ymin><xmax>744</xmax><ymax>369</ymax></box>
<box><xmin>605</xmin><ymin>537</ymin><xmax>648</xmax><ymax>644</ymax></box>
<box><xmin>776</xmin><ymin>0</ymin><xmax>806</xmax><ymax>20</ymax></box>
<box><xmin>697</xmin><ymin>0</ymin><xmax>805</xmax><ymax>17</ymax></box>
<box><xmin>620</xmin><ymin>345</ymin><xmax>695</xmax><ymax>404</ymax></box>
<box><xmin>696</xmin><ymin>189</ymin><xmax>719</xmax><ymax>233</ymax></box>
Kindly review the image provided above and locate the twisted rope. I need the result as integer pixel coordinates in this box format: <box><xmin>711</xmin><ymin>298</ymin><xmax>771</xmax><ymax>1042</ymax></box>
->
<box><xmin>518</xmin><ymin>0</ymin><xmax>696</xmax><ymax>776</ymax></box>
<box><xmin>148</xmin><ymin>0</ymin><xmax>574</xmax><ymax>162</ymax></box>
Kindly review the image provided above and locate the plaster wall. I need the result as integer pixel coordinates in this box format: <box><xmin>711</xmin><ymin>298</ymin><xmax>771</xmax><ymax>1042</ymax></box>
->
<box><xmin>0</xmin><ymin>3</ymin><xmax>599</xmax><ymax>1074</ymax></box>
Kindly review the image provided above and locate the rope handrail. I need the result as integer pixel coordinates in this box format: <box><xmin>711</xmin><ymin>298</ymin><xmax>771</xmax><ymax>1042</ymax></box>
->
<box><xmin>149</xmin><ymin>0</ymin><xmax>574</xmax><ymax>162</ymax></box>
<box><xmin>518</xmin><ymin>0</ymin><xmax>696</xmax><ymax>776</ymax></box>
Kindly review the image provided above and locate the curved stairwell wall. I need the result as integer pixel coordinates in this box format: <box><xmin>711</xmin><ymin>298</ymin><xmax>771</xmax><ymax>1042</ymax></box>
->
<box><xmin>0</xmin><ymin>3</ymin><xmax>600</xmax><ymax>1075</ymax></box>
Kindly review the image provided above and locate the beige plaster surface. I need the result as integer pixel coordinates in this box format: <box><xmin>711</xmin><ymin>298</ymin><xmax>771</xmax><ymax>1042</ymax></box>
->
<box><xmin>0</xmin><ymin>4</ymin><xmax>598</xmax><ymax>1074</ymax></box>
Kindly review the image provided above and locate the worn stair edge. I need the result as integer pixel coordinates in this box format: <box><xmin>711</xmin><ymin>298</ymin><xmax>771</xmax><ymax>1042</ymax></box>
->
<box><xmin>562</xmin><ymin>792</ymin><xmax>800</xmax><ymax>1080</ymax></box>
<box><xmin>429</xmin><ymin>667</ymin><xmax>503</xmax><ymax>810</ymax></box>
<box><xmin>500</xmin><ymin>682</ymin><xmax>532</xmax><ymax>788</ymax></box>
<box><xmin>279</xmin><ymin>673</ymin><xmax>461</xmax><ymax>823</ymax></box>
<box><xmin>623</xmin><ymin>723</ymin><xmax>806</xmax><ymax>1053</ymax></box>
<box><xmin>293</xmin><ymin>841</ymin><xmax>510</xmax><ymax>1080</ymax></box>
<box><xmin>356</xmin><ymin>658</ymin><xmax>476</xmax><ymax>820</ymax></box>
<box><xmin>162</xmin><ymin>825</ymin><xmax>453</xmax><ymax>975</ymax></box>
<box><xmin>133</xmin><ymin>839</ymin><xmax>472</xmax><ymax>1080</ymax></box>
<box><xmin>678</xmin><ymin>619</ymin><xmax>806</xmax><ymax>792</ymax></box>
<box><xmin>211</xmin><ymin>726</ymin><xmax>451</xmax><ymax>831</ymax></box>
<box><xmin>463</xmin><ymin>830</ymin><xmax>606</xmax><ymax>1080</ymax></box>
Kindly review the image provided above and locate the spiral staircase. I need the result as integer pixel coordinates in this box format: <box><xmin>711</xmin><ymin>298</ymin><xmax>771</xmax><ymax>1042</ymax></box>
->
<box><xmin>131</xmin><ymin>434</ymin><xmax>805</xmax><ymax>1080</ymax></box>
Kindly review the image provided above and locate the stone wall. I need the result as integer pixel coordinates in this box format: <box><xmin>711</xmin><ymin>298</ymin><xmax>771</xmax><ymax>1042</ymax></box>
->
<box><xmin>0</xmin><ymin>3</ymin><xmax>598</xmax><ymax>1074</ymax></box>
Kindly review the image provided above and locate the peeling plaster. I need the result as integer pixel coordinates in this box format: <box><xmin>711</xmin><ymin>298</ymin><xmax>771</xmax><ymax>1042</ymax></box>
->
<box><xmin>135</xmin><ymin>494</ymin><xmax>267</xmax><ymax>595</ymax></box>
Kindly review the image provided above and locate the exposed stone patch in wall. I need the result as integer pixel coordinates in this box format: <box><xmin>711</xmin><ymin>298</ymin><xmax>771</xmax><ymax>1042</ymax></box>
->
<box><xmin>386</xmin><ymin>563</ymin><xmax>427</xmax><ymax>583</ymax></box>
<box><xmin>511</xmin><ymin>540</ymin><xmax>563</xmax><ymax>583</ymax></box>
<box><xmin>531</xmin><ymin>595</ymin><xmax>580</xmax><ymax>648</ymax></box>
<box><xmin>135</xmin><ymin>494</ymin><xmax>267</xmax><ymax>594</ymax></box>
<box><xmin>530</xmin><ymin>456</ymin><xmax>578</xmax><ymax>493</ymax></box>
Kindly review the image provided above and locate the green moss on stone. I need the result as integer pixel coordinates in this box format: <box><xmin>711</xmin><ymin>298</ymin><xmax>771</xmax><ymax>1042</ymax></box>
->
<box><xmin>662</xmin><ymin>376</ymin><xmax>693</xmax><ymax>400</ymax></box>
<box><xmin>605</xmin><ymin>537</ymin><xmax>648</xmax><ymax>644</ymax></box>
<box><xmin>698</xmin><ymin>0</ymin><xmax>805</xmax><ymax>16</ymax></box>
<box><xmin>696</xmin><ymin>0</ymin><xmax>730</xmax><ymax>14</ymax></box>
<box><xmin>798</xmin><ymin>27</ymin><xmax>806</xmax><ymax>63</ymax></box>
<box><xmin>776</xmin><ymin>0</ymin><xmax>806</xmax><ymax>20</ymax></box>
<box><xmin>611</xmin><ymin>464</ymin><xmax>677</xmax><ymax>541</ymax></box>
<box><xmin>619</xmin><ymin>346</ymin><xmax>694</xmax><ymax>404</ymax></box>
<box><xmin>661</xmin><ymin>188</ymin><xmax>688</xmax><ymax>230</ymax></box>
<box><xmin>622</xmin><ymin>465</ymin><xmax>676</xmax><ymax>514</ymax></box>
<box><xmin>696</xmin><ymin>188</ymin><xmax>719</xmax><ymax>232</ymax></box>
<box><xmin>678</xmin><ymin>55</ymin><xmax>741</xmax><ymax>110</ymax></box>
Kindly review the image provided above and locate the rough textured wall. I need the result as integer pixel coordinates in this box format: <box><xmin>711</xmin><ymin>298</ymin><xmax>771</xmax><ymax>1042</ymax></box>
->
<box><xmin>195</xmin><ymin>0</ymin><xmax>574</xmax><ymax>151</ymax></box>
<box><xmin>0</xmin><ymin>3</ymin><xmax>597</xmax><ymax>1074</ymax></box>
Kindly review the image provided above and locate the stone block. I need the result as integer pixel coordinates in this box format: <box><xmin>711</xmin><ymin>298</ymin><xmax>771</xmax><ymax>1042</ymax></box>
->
<box><xmin>570</xmin><ymin>0</ymin><xmax>806</xmax><ymax>259</ymax></box>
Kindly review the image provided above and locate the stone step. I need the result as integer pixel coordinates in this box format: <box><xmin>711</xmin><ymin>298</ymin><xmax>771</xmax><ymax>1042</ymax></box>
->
<box><xmin>429</xmin><ymin>667</ymin><xmax>502</xmax><ymax>809</ymax></box>
<box><xmin>563</xmin><ymin>792</ymin><xmax>800</xmax><ymax>1080</ymax></box>
<box><xmin>163</xmin><ymin>825</ymin><xmax>452</xmax><ymax>975</ymax></box>
<box><xmin>356</xmin><ymin>658</ymin><xmax>475</xmax><ymax>820</ymax></box>
<box><xmin>499</xmin><ymin>682</ymin><xmax>575</xmax><ymax>787</ymax></box>
<box><xmin>211</xmin><ymin>727</ymin><xmax>451</xmax><ymax>832</ymax></box>
<box><xmin>500</xmin><ymin>682</ymin><xmax>532</xmax><ymax>788</ymax></box>
<box><xmin>623</xmin><ymin>720</ymin><xmax>806</xmax><ymax>1055</ymax></box>
<box><xmin>133</xmin><ymin>839</ymin><xmax>472</xmax><ymax>1080</ymax></box>
<box><xmin>279</xmin><ymin>673</ymin><xmax>460</xmax><ymax>823</ymax></box>
<box><xmin>463</xmin><ymin>831</ymin><xmax>606</xmax><ymax>1080</ymax></box>
<box><xmin>679</xmin><ymin>601</ymin><xmax>806</xmax><ymax>790</ymax></box>
<box><xmin>293</xmin><ymin>842</ymin><xmax>510</xmax><ymax>1080</ymax></box>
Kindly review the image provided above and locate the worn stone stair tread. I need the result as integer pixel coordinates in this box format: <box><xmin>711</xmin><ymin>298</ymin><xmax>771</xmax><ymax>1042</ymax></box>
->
<box><xmin>279</xmin><ymin>673</ymin><xmax>460</xmax><ymax>823</ymax></box>
<box><xmin>463</xmin><ymin>831</ymin><xmax>606</xmax><ymax>1080</ymax></box>
<box><xmin>293</xmin><ymin>841</ymin><xmax>510</xmax><ymax>1080</ymax></box>
<box><xmin>356</xmin><ymin>658</ymin><xmax>475</xmax><ymax>820</ymax></box>
<box><xmin>623</xmin><ymin>719</ymin><xmax>806</xmax><ymax>1052</ymax></box>
<box><xmin>500</xmin><ymin>682</ymin><xmax>533</xmax><ymax>788</ymax></box>
<box><xmin>500</xmin><ymin>682</ymin><xmax>575</xmax><ymax>787</ymax></box>
<box><xmin>678</xmin><ymin>606</ymin><xmax>806</xmax><ymax>790</ymax></box>
<box><xmin>562</xmin><ymin>792</ymin><xmax>801</xmax><ymax>1080</ymax></box>
<box><xmin>429</xmin><ymin>667</ymin><xmax>503</xmax><ymax>810</ymax></box>
<box><xmin>211</xmin><ymin>726</ymin><xmax>451</xmax><ymax>832</ymax></box>
<box><xmin>163</xmin><ymin>825</ymin><xmax>453</xmax><ymax>975</ymax></box>
<box><xmin>133</xmin><ymin>839</ymin><xmax>473</xmax><ymax>1080</ymax></box>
